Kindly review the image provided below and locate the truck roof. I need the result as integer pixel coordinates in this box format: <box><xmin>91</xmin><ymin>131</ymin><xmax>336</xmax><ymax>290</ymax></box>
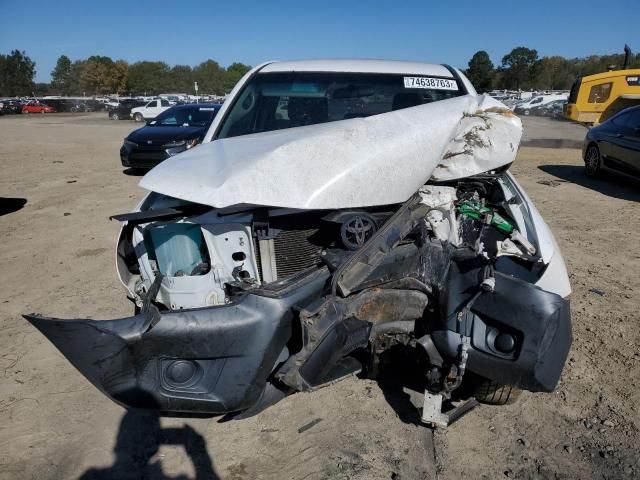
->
<box><xmin>260</xmin><ymin>59</ymin><xmax>454</xmax><ymax>77</ymax></box>
<box><xmin>580</xmin><ymin>68</ymin><xmax>640</xmax><ymax>83</ymax></box>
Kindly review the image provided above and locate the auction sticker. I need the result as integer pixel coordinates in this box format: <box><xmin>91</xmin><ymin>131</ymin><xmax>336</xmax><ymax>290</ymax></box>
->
<box><xmin>403</xmin><ymin>76</ymin><xmax>458</xmax><ymax>90</ymax></box>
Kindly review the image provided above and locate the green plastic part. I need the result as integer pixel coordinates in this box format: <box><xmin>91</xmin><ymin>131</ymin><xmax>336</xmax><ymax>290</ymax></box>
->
<box><xmin>456</xmin><ymin>201</ymin><xmax>514</xmax><ymax>234</ymax></box>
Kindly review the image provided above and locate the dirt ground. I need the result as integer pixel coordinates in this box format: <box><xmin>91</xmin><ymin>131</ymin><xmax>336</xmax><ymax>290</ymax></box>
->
<box><xmin>0</xmin><ymin>113</ymin><xmax>638</xmax><ymax>480</ymax></box>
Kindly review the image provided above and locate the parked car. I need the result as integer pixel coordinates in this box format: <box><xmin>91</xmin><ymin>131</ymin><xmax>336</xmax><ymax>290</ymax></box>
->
<box><xmin>0</xmin><ymin>100</ymin><xmax>24</xmax><ymax>114</ymax></box>
<box><xmin>130</xmin><ymin>98</ymin><xmax>171</xmax><ymax>122</ymax></box>
<box><xmin>104</xmin><ymin>98</ymin><xmax>122</xmax><ymax>111</ymax></box>
<box><xmin>120</xmin><ymin>103</ymin><xmax>222</xmax><ymax>169</ymax></box>
<box><xmin>528</xmin><ymin>99</ymin><xmax>566</xmax><ymax>118</ymax></box>
<box><xmin>108</xmin><ymin>100</ymin><xmax>147</xmax><ymax>120</ymax></box>
<box><xmin>41</xmin><ymin>99</ymin><xmax>91</xmax><ymax>113</ymax></box>
<box><xmin>582</xmin><ymin>105</ymin><xmax>640</xmax><ymax>178</ymax></box>
<box><xmin>26</xmin><ymin>59</ymin><xmax>572</xmax><ymax>428</ymax></box>
<box><xmin>514</xmin><ymin>95</ymin><xmax>567</xmax><ymax>115</ymax></box>
<box><xmin>22</xmin><ymin>101</ymin><xmax>55</xmax><ymax>114</ymax></box>
<box><xmin>542</xmin><ymin>100</ymin><xmax>567</xmax><ymax>119</ymax></box>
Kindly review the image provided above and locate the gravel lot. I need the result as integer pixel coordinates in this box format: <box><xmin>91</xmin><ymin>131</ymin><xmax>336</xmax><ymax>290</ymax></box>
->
<box><xmin>0</xmin><ymin>113</ymin><xmax>638</xmax><ymax>480</ymax></box>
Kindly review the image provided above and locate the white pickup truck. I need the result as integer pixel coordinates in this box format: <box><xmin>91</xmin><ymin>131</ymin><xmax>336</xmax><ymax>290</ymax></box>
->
<box><xmin>131</xmin><ymin>98</ymin><xmax>171</xmax><ymax>122</ymax></box>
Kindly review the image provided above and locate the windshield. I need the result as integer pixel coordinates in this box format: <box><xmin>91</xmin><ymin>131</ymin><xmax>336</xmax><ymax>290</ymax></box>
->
<box><xmin>150</xmin><ymin>105</ymin><xmax>219</xmax><ymax>127</ymax></box>
<box><xmin>216</xmin><ymin>71</ymin><xmax>463</xmax><ymax>139</ymax></box>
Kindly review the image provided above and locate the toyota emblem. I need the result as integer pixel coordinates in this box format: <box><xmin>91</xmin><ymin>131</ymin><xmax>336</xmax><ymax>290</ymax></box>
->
<box><xmin>340</xmin><ymin>214</ymin><xmax>378</xmax><ymax>250</ymax></box>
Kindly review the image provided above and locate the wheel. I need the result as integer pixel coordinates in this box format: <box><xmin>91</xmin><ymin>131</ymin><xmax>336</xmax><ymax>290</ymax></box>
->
<box><xmin>112</xmin><ymin>112</ymin><xmax>120</xmax><ymax>120</ymax></box>
<box><xmin>41</xmin><ymin>109</ymin><xmax>46</xmax><ymax>114</ymax></box>
<box><xmin>23</xmin><ymin>109</ymin><xmax>29</xmax><ymax>114</ymax></box>
<box><xmin>134</xmin><ymin>113</ymin><xmax>144</xmax><ymax>122</ymax></box>
<box><xmin>584</xmin><ymin>143</ymin><xmax>601</xmax><ymax>178</ymax></box>
<box><xmin>524</xmin><ymin>109</ymin><xmax>530</xmax><ymax>116</ymax></box>
<box><xmin>469</xmin><ymin>377</ymin><xmax>521</xmax><ymax>405</ymax></box>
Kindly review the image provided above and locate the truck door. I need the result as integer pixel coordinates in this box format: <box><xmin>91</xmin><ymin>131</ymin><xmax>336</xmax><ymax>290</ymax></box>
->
<box><xmin>149</xmin><ymin>99</ymin><xmax>162</xmax><ymax>118</ymax></box>
<box><xmin>141</xmin><ymin>100</ymin><xmax>155</xmax><ymax>119</ymax></box>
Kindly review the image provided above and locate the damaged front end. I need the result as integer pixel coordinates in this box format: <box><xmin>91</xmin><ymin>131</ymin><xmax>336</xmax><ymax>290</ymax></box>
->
<box><xmin>25</xmin><ymin>81</ymin><xmax>571</xmax><ymax>423</ymax></box>
<box><xmin>25</xmin><ymin>172</ymin><xmax>571</xmax><ymax>419</ymax></box>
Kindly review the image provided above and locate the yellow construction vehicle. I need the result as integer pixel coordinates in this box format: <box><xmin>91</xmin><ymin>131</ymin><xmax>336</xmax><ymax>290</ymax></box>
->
<box><xmin>565</xmin><ymin>45</ymin><xmax>640</xmax><ymax>125</ymax></box>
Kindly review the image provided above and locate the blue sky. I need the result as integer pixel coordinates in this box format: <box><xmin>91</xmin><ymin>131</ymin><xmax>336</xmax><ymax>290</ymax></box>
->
<box><xmin>1</xmin><ymin>0</ymin><xmax>638</xmax><ymax>82</ymax></box>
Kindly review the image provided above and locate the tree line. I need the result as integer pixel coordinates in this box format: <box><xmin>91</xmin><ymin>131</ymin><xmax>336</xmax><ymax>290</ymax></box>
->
<box><xmin>49</xmin><ymin>54</ymin><xmax>251</xmax><ymax>96</ymax></box>
<box><xmin>466</xmin><ymin>46</ymin><xmax>640</xmax><ymax>92</ymax></box>
<box><xmin>2</xmin><ymin>47</ymin><xmax>639</xmax><ymax>97</ymax></box>
<box><xmin>0</xmin><ymin>51</ymin><xmax>251</xmax><ymax>96</ymax></box>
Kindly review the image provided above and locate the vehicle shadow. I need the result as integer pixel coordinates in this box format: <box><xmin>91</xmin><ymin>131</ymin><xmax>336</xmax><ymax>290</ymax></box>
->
<box><xmin>78</xmin><ymin>409</ymin><xmax>220</xmax><ymax>480</ymax></box>
<box><xmin>521</xmin><ymin>138</ymin><xmax>583</xmax><ymax>149</ymax></box>
<box><xmin>538</xmin><ymin>165</ymin><xmax>640</xmax><ymax>202</ymax></box>
<box><xmin>0</xmin><ymin>197</ymin><xmax>27</xmax><ymax>216</ymax></box>
<box><xmin>122</xmin><ymin>168</ymin><xmax>148</xmax><ymax>177</ymax></box>
<box><xmin>377</xmin><ymin>379</ymin><xmax>423</xmax><ymax>425</ymax></box>
<box><xmin>373</xmin><ymin>346</ymin><xmax>425</xmax><ymax>425</ymax></box>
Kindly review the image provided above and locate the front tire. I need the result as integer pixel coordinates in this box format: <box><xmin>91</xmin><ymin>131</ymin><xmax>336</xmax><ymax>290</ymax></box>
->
<box><xmin>584</xmin><ymin>143</ymin><xmax>601</xmax><ymax>177</ymax></box>
<box><xmin>472</xmin><ymin>378</ymin><xmax>521</xmax><ymax>405</ymax></box>
<box><xmin>112</xmin><ymin>112</ymin><xmax>120</xmax><ymax>120</ymax></box>
<box><xmin>134</xmin><ymin>113</ymin><xmax>144</xmax><ymax>122</ymax></box>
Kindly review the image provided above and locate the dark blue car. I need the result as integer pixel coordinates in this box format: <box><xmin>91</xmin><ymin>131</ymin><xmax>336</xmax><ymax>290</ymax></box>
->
<box><xmin>583</xmin><ymin>105</ymin><xmax>640</xmax><ymax>178</ymax></box>
<box><xmin>120</xmin><ymin>103</ymin><xmax>222</xmax><ymax>170</ymax></box>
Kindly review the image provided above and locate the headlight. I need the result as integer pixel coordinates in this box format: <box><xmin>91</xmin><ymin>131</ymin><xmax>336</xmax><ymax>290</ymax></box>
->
<box><xmin>165</xmin><ymin>138</ymin><xmax>198</xmax><ymax>150</ymax></box>
<box><xmin>164</xmin><ymin>140</ymin><xmax>186</xmax><ymax>148</ymax></box>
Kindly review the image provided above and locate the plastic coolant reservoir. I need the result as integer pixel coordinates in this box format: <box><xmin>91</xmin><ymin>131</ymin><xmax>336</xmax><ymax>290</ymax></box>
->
<box><xmin>149</xmin><ymin>223</ymin><xmax>206</xmax><ymax>277</ymax></box>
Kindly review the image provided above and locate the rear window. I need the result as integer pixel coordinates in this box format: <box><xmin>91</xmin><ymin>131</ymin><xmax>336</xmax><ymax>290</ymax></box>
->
<box><xmin>216</xmin><ymin>72</ymin><xmax>463</xmax><ymax>139</ymax></box>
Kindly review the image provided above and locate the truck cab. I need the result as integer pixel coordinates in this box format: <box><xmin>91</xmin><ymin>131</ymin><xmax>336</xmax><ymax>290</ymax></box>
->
<box><xmin>131</xmin><ymin>98</ymin><xmax>171</xmax><ymax>122</ymax></box>
<box><xmin>565</xmin><ymin>69</ymin><xmax>640</xmax><ymax>125</ymax></box>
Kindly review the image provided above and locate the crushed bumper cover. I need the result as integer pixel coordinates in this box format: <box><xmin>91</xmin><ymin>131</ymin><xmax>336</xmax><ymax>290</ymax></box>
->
<box><xmin>433</xmin><ymin>268</ymin><xmax>572</xmax><ymax>392</ymax></box>
<box><xmin>25</xmin><ymin>269</ymin><xmax>329</xmax><ymax>414</ymax></box>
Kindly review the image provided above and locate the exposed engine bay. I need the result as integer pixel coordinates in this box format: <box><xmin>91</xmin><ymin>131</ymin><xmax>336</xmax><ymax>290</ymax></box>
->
<box><xmin>117</xmin><ymin>171</ymin><xmax>550</xmax><ymax>312</ymax></box>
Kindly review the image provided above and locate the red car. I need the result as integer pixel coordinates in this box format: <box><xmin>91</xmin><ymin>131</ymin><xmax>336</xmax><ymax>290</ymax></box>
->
<box><xmin>22</xmin><ymin>101</ymin><xmax>55</xmax><ymax>114</ymax></box>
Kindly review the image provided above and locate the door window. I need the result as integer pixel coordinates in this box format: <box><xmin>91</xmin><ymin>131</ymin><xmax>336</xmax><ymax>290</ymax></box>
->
<box><xmin>611</xmin><ymin>111</ymin><xmax>631</xmax><ymax>127</ymax></box>
<box><xmin>588</xmin><ymin>83</ymin><xmax>612</xmax><ymax>103</ymax></box>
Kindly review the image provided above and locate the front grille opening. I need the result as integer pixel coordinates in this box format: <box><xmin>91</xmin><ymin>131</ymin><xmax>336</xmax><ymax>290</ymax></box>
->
<box><xmin>273</xmin><ymin>227</ymin><xmax>323</xmax><ymax>279</ymax></box>
<box><xmin>253</xmin><ymin>213</ymin><xmax>337</xmax><ymax>283</ymax></box>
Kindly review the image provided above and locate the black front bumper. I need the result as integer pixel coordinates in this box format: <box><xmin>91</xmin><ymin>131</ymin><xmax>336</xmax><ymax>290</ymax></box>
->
<box><xmin>120</xmin><ymin>144</ymin><xmax>184</xmax><ymax>169</ymax></box>
<box><xmin>25</xmin><ymin>269</ymin><xmax>329</xmax><ymax>414</ymax></box>
<box><xmin>25</xmin><ymin>256</ymin><xmax>572</xmax><ymax>415</ymax></box>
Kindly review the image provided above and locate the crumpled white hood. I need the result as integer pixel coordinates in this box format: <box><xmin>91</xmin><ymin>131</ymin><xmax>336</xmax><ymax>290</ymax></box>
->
<box><xmin>140</xmin><ymin>95</ymin><xmax>521</xmax><ymax>209</ymax></box>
